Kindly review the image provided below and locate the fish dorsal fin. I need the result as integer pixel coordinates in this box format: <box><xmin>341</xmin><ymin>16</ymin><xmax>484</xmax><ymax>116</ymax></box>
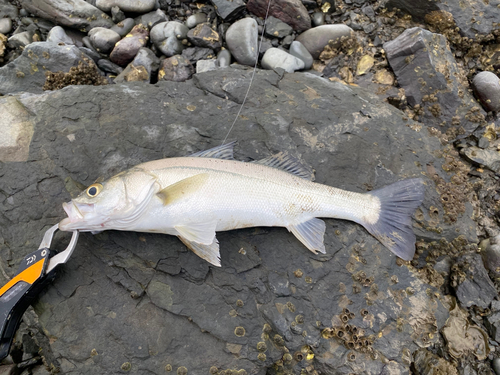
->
<box><xmin>178</xmin><ymin>236</ymin><xmax>221</xmax><ymax>267</ymax></box>
<box><xmin>157</xmin><ymin>173</ymin><xmax>209</xmax><ymax>205</ymax></box>
<box><xmin>254</xmin><ymin>152</ymin><xmax>314</xmax><ymax>180</ymax></box>
<box><xmin>288</xmin><ymin>218</ymin><xmax>326</xmax><ymax>254</ymax></box>
<box><xmin>189</xmin><ymin>141</ymin><xmax>236</xmax><ymax>160</ymax></box>
<box><xmin>175</xmin><ymin>221</ymin><xmax>217</xmax><ymax>245</ymax></box>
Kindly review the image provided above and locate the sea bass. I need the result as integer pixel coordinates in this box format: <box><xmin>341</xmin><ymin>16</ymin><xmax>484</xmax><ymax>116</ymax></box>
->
<box><xmin>59</xmin><ymin>143</ymin><xmax>425</xmax><ymax>266</ymax></box>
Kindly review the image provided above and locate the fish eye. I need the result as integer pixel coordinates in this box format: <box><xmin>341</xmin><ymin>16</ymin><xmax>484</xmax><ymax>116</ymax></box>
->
<box><xmin>86</xmin><ymin>183</ymin><xmax>103</xmax><ymax>197</ymax></box>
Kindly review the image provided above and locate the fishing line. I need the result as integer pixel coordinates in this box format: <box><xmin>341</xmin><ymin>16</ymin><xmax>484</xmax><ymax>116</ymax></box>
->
<box><xmin>221</xmin><ymin>0</ymin><xmax>273</xmax><ymax>145</ymax></box>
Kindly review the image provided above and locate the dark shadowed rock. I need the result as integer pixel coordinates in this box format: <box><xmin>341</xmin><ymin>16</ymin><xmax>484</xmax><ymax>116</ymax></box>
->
<box><xmin>134</xmin><ymin>9</ymin><xmax>168</xmax><ymax>30</ymax></box>
<box><xmin>187</xmin><ymin>23</ymin><xmax>221</xmax><ymax>50</ymax></box>
<box><xmin>110</xmin><ymin>24</ymin><xmax>149</xmax><ymax>66</ymax></box>
<box><xmin>247</xmin><ymin>0</ymin><xmax>310</xmax><ymax>32</ymax></box>
<box><xmin>210</xmin><ymin>0</ymin><xmax>246</xmax><ymax>21</ymax></box>
<box><xmin>115</xmin><ymin>47</ymin><xmax>159</xmax><ymax>83</ymax></box>
<box><xmin>0</xmin><ymin>68</ymin><xmax>479</xmax><ymax>374</ymax></box>
<box><xmin>264</xmin><ymin>16</ymin><xmax>293</xmax><ymax>39</ymax></box>
<box><xmin>0</xmin><ymin>42</ymin><xmax>90</xmax><ymax>95</ymax></box>
<box><xmin>19</xmin><ymin>0</ymin><xmax>113</xmax><ymax>32</ymax></box>
<box><xmin>384</xmin><ymin>27</ymin><xmax>485</xmax><ymax>138</ymax></box>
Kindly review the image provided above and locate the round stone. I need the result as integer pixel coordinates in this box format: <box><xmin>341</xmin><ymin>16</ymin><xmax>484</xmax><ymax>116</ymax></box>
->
<box><xmin>311</xmin><ymin>12</ymin><xmax>325</xmax><ymax>26</ymax></box>
<box><xmin>472</xmin><ymin>71</ymin><xmax>500</xmax><ymax>112</ymax></box>
<box><xmin>261</xmin><ymin>47</ymin><xmax>305</xmax><ymax>73</ymax></box>
<box><xmin>111</xmin><ymin>18</ymin><xmax>135</xmax><ymax>38</ymax></box>
<box><xmin>0</xmin><ymin>18</ymin><xmax>12</xmax><ymax>35</ymax></box>
<box><xmin>95</xmin><ymin>0</ymin><xmax>155</xmax><ymax>13</ymax></box>
<box><xmin>47</xmin><ymin>26</ymin><xmax>74</xmax><ymax>45</ymax></box>
<box><xmin>289</xmin><ymin>41</ymin><xmax>313</xmax><ymax>69</ymax></box>
<box><xmin>151</xmin><ymin>21</ymin><xmax>189</xmax><ymax>57</ymax></box>
<box><xmin>296</xmin><ymin>24</ymin><xmax>354</xmax><ymax>59</ymax></box>
<box><xmin>89</xmin><ymin>27</ymin><xmax>121</xmax><ymax>54</ymax></box>
<box><xmin>186</xmin><ymin>13</ymin><xmax>207</xmax><ymax>29</ymax></box>
<box><xmin>217</xmin><ymin>49</ymin><xmax>231</xmax><ymax>67</ymax></box>
<box><xmin>225</xmin><ymin>17</ymin><xmax>258</xmax><ymax>66</ymax></box>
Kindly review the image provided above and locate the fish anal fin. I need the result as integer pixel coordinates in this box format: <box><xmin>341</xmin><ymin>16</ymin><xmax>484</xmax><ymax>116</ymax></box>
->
<box><xmin>288</xmin><ymin>218</ymin><xmax>326</xmax><ymax>254</ymax></box>
<box><xmin>174</xmin><ymin>221</ymin><xmax>216</xmax><ymax>245</ymax></box>
<box><xmin>255</xmin><ymin>152</ymin><xmax>314</xmax><ymax>180</ymax></box>
<box><xmin>157</xmin><ymin>173</ymin><xmax>209</xmax><ymax>205</ymax></box>
<box><xmin>178</xmin><ymin>236</ymin><xmax>221</xmax><ymax>267</ymax></box>
<box><xmin>189</xmin><ymin>141</ymin><xmax>236</xmax><ymax>160</ymax></box>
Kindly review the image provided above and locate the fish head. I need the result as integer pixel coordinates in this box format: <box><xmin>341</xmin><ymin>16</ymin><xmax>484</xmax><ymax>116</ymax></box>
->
<box><xmin>59</xmin><ymin>168</ymin><xmax>159</xmax><ymax>232</ymax></box>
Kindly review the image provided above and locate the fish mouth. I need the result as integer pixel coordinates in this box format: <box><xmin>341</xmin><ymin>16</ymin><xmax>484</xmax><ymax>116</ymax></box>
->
<box><xmin>59</xmin><ymin>201</ymin><xmax>94</xmax><ymax>231</ymax></box>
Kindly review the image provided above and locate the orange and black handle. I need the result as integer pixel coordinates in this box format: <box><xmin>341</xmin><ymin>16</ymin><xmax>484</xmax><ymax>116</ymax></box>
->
<box><xmin>0</xmin><ymin>247</ymin><xmax>51</xmax><ymax>360</ymax></box>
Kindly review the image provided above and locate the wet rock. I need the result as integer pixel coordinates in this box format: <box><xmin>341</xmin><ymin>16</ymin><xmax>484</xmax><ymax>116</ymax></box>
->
<box><xmin>182</xmin><ymin>47</ymin><xmax>215</xmax><ymax>63</ymax></box>
<box><xmin>261</xmin><ymin>47</ymin><xmax>304</xmax><ymax>73</ymax></box>
<box><xmin>88</xmin><ymin>27</ymin><xmax>121</xmax><ymax>54</ymax></box>
<box><xmin>19</xmin><ymin>0</ymin><xmax>113</xmax><ymax>32</ymax></box>
<box><xmin>384</xmin><ymin>27</ymin><xmax>484</xmax><ymax>138</ymax></box>
<box><xmin>461</xmin><ymin>146</ymin><xmax>500</xmax><ymax>174</ymax></box>
<box><xmin>187</xmin><ymin>23</ymin><xmax>221</xmax><ymax>50</ymax></box>
<box><xmin>115</xmin><ymin>47</ymin><xmax>159</xmax><ymax>83</ymax></box>
<box><xmin>210</xmin><ymin>0</ymin><xmax>246</xmax><ymax>21</ymax></box>
<box><xmin>289</xmin><ymin>41</ymin><xmax>313</xmax><ymax>70</ymax></box>
<box><xmin>0</xmin><ymin>18</ymin><xmax>12</xmax><ymax>35</ymax></box>
<box><xmin>110</xmin><ymin>18</ymin><xmax>135</xmax><ymax>38</ymax></box>
<box><xmin>95</xmin><ymin>0</ymin><xmax>155</xmax><ymax>13</ymax></box>
<box><xmin>413</xmin><ymin>348</ymin><xmax>458</xmax><ymax>375</ymax></box>
<box><xmin>386</xmin><ymin>0</ymin><xmax>500</xmax><ymax>40</ymax></box>
<box><xmin>472</xmin><ymin>71</ymin><xmax>500</xmax><ymax>113</ymax></box>
<box><xmin>311</xmin><ymin>11</ymin><xmax>325</xmax><ymax>27</ymax></box>
<box><xmin>158</xmin><ymin>54</ymin><xmax>193</xmax><ymax>81</ymax></box>
<box><xmin>442</xmin><ymin>302</ymin><xmax>490</xmax><ymax>360</ymax></box>
<box><xmin>0</xmin><ymin>42</ymin><xmax>90</xmax><ymax>94</ymax></box>
<box><xmin>451</xmin><ymin>253</ymin><xmax>497</xmax><ymax>309</ymax></box>
<box><xmin>247</xmin><ymin>0</ymin><xmax>310</xmax><ymax>32</ymax></box>
<box><xmin>217</xmin><ymin>48</ymin><xmax>231</xmax><ymax>67</ymax></box>
<box><xmin>150</xmin><ymin>21</ymin><xmax>189</xmax><ymax>57</ymax></box>
<box><xmin>0</xmin><ymin>0</ymin><xmax>18</xmax><ymax>19</ymax></box>
<box><xmin>47</xmin><ymin>26</ymin><xmax>74</xmax><ymax>45</ymax></box>
<box><xmin>264</xmin><ymin>16</ymin><xmax>293</xmax><ymax>39</ymax></box>
<box><xmin>134</xmin><ymin>9</ymin><xmax>168</xmax><ymax>30</ymax></box>
<box><xmin>225</xmin><ymin>18</ymin><xmax>258</xmax><ymax>66</ymax></box>
<box><xmin>8</xmin><ymin>31</ymin><xmax>33</xmax><ymax>48</ymax></box>
<box><xmin>79</xmin><ymin>47</ymin><xmax>100</xmax><ymax>62</ymax></box>
<box><xmin>110</xmin><ymin>24</ymin><xmax>149</xmax><ymax>66</ymax></box>
<box><xmin>0</xmin><ymin>68</ymin><xmax>478</xmax><ymax>374</ymax></box>
<box><xmin>296</xmin><ymin>24</ymin><xmax>353</xmax><ymax>59</ymax></box>
<box><xmin>196</xmin><ymin>59</ymin><xmax>218</xmax><ymax>73</ymax></box>
<box><xmin>186</xmin><ymin>13</ymin><xmax>207</xmax><ymax>29</ymax></box>
<box><xmin>97</xmin><ymin>59</ymin><xmax>123</xmax><ymax>75</ymax></box>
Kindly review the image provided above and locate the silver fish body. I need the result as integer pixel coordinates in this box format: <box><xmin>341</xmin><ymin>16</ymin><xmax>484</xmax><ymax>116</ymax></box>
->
<box><xmin>59</xmin><ymin>143</ymin><xmax>424</xmax><ymax>266</ymax></box>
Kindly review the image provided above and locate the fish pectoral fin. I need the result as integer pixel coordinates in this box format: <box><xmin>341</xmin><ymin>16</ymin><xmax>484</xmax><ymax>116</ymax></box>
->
<box><xmin>174</xmin><ymin>222</ymin><xmax>216</xmax><ymax>245</ymax></box>
<box><xmin>288</xmin><ymin>218</ymin><xmax>326</xmax><ymax>254</ymax></box>
<box><xmin>157</xmin><ymin>173</ymin><xmax>209</xmax><ymax>205</ymax></box>
<box><xmin>178</xmin><ymin>236</ymin><xmax>221</xmax><ymax>267</ymax></box>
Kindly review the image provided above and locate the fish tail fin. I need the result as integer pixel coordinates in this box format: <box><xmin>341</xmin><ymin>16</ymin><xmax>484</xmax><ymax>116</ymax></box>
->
<box><xmin>362</xmin><ymin>179</ymin><xmax>425</xmax><ymax>261</ymax></box>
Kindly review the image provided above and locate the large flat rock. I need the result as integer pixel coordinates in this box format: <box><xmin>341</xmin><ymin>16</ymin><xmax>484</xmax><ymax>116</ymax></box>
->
<box><xmin>0</xmin><ymin>68</ymin><xmax>477</xmax><ymax>374</ymax></box>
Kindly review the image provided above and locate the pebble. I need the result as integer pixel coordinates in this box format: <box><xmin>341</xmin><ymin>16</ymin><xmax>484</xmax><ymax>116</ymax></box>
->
<box><xmin>158</xmin><ymin>55</ymin><xmax>194</xmax><ymax>82</ymax></box>
<box><xmin>311</xmin><ymin>12</ymin><xmax>325</xmax><ymax>26</ymax></box>
<box><xmin>186</xmin><ymin>13</ymin><xmax>208</xmax><ymax>29</ymax></box>
<box><xmin>115</xmin><ymin>47</ymin><xmax>159</xmax><ymax>83</ymax></box>
<box><xmin>196</xmin><ymin>59</ymin><xmax>219</xmax><ymax>73</ymax></box>
<box><xmin>225</xmin><ymin>17</ymin><xmax>258</xmax><ymax>66</ymax></box>
<box><xmin>82</xmin><ymin>36</ymin><xmax>98</xmax><ymax>53</ymax></box>
<box><xmin>296</xmin><ymin>24</ymin><xmax>354</xmax><ymax>59</ymax></box>
<box><xmin>111</xmin><ymin>18</ymin><xmax>135</xmax><ymax>38</ymax></box>
<box><xmin>261</xmin><ymin>47</ymin><xmax>305</xmax><ymax>73</ymax></box>
<box><xmin>111</xmin><ymin>6</ymin><xmax>125</xmax><ymax>23</ymax></box>
<box><xmin>135</xmin><ymin>9</ymin><xmax>168</xmax><ymax>30</ymax></box>
<box><xmin>182</xmin><ymin>47</ymin><xmax>215</xmax><ymax>62</ymax></box>
<box><xmin>0</xmin><ymin>18</ymin><xmax>12</xmax><ymax>35</ymax></box>
<box><xmin>493</xmin><ymin>357</ymin><xmax>500</xmax><ymax>375</ymax></box>
<box><xmin>79</xmin><ymin>47</ymin><xmax>101</xmax><ymax>63</ymax></box>
<box><xmin>150</xmin><ymin>21</ymin><xmax>189</xmax><ymax>57</ymax></box>
<box><xmin>95</xmin><ymin>0</ymin><xmax>156</xmax><ymax>13</ymax></box>
<box><xmin>217</xmin><ymin>49</ymin><xmax>231</xmax><ymax>67</ymax></box>
<box><xmin>211</xmin><ymin>0</ymin><xmax>246</xmax><ymax>21</ymax></box>
<box><xmin>47</xmin><ymin>26</ymin><xmax>74</xmax><ymax>45</ymax></box>
<box><xmin>288</xmin><ymin>41</ymin><xmax>313</xmax><ymax>70</ymax></box>
<box><xmin>8</xmin><ymin>31</ymin><xmax>32</xmax><ymax>48</ymax></box>
<box><xmin>187</xmin><ymin>23</ymin><xmax>221</xmax><ymax>50</ymax></box>
<box><xmin>264</xmin><ymin>16</ymin><xmax>293</xmax><ymax>39</ymax></box>
<box><xmin>97</xmin><ymin>59</ymin><xmax>123</xmax><ymax>75</ymax></box>
<box><xmin>472</xmin><ymin>71</ymin><xmax>500</xmax><ymax>112</ymax></box>
<box><xmin>89</xmin><ymin>27</ymin><xmax>121</xmax><ymax>54</ymax></box>
<box><xmin>110</xmin><ymin>24</ymin><xmax>149</xmax><ymax>66</ymax></box>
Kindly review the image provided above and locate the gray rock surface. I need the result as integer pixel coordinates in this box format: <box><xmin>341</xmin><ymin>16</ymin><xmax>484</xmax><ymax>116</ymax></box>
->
<box><xmin>296</xmin><ymin>24</ymin><xmax>353</xmax><ymax>59</ymax></box>
<box><xmin>110</xmin><ymin>18</ymin><xmax>135</xmax><ymax>38</ymax></box>
<box><xmin>217</xmin><ymin>49</ymin><xmax>231</xmax><ymax>67</ymax></box>
<box><xmin>135</xmin><ymin>9</ymin><xmax>168</xmax><ymax>30</ymax></box>
<box><xmin>289</xmin><ymin>41</ymin><xmax>313</xmax><ymax>70</ymax></box>
<box><xmin>261</xmin><ymin>47</ymin><xmax>305</xmax><ymax>73</ymax></box>
<box><xmin>0</xmin><ymin>42</ymin><xmax>89</xmax><ymax>94</ymax></box>
<box><xmin>46</xmin><ymin>26</ymin><xmax>74</xmax><ymax>45</ymax></box>
<box><xmin>114</xmin><ymin>47</ymin><xmax>159</xmax><ymax>83</ymax></box>
<box><xmin>95</xmin><ymin>0</ymin><xmax>155</xmax><ymax>13</ymax></box>
<box><xmin>159</xmin><ymin>54</ymin><xmax>194</xmax><ymax>81</ymax></box>
<box><xmin>0</xmin><ymin>0</ymin><xmax>18</xmax><ymax>19</ymax></box>
<box><xmin>472</xmin><ymin>71</ymin><xmax>500</xmax><ymax>113</ymax></box>
<box><xmin>311</xmin><ymin>11</ymin><xmax>325</xmax><ymax>26</ymax></box>
<box><xmin>19</xmin><ymin>0</ymin><xmax>113</xmax><ymax>32</ymax></box>
<box><xmin>247</xmin><ymin>0</ymin><xmax>311</xmax><ymax>32</ymax></box>
<box><xmin>452</xmin><ymin>253</ymin><xmax>497</xmax><ymax>309</ymax></box>
<box><xmin>8</xmin><ymin>31</ymin><xmax>33</xmax><ymax>48</ymax></box>
<box><xmin>150</xmin><ymin>21</ymin><xmax>189</xmax><ymax>57</ymax></box>
<box><xmin>264</xmin><ymin>16</ymin><xmax>293</xmax><ymax>39</ymax></box>
<box><xmin>0</xmin><ymin>18</ymin><xmax>12</xmax><ymax>35</ymax></box>
<box><xmin>186</xmin><ymin>12</ymin><xmax>208</xmax><ymax>29</ymax></box>
<box><xmin>384</xmin><ymin>27</ymin><xmax>485</xmax><ymax>138</ymax></box>
<box><xmin>110</xmin><ymin>24</ymin><xmax>149</xmax><ymax>66</ymax></box>
<box><xmin>187</xmin><ymin>23</ymin><xmax>221</xmax><ymax>50</ymax></box>
<box><xmin>210</xmin><ymin>0</ymin><xmax>246</xmax><ymax>21</ymax></box>
<box><xmin>88</xmin><ymin>27</ymin><xmax>121</xmax><ymax>54</ymax></box>
<box><xmin>225</xmin><ymin>18</ymin><xmax>258</xmax><ymax>66</ymax></box>
<box><xmin>196</xmin><ymin>59</ymin><xmax>218</xmax><ymax>73</ymax></box>
<box><xmin>0</xmin><ymin>67</ymin><xmax>478</xmax><ymax>374</ymax></box>
<box><xmin>461</xmin><ymin>146</ymin><xmax>500</xmax><ymax>174</ymax></box>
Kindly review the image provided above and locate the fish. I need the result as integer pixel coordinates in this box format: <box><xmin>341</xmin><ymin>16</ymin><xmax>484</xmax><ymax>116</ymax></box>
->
<box><xmin>59</xmin><ymin>142</ymin><xmax>425</xmax><ymax>266</ymax></box>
